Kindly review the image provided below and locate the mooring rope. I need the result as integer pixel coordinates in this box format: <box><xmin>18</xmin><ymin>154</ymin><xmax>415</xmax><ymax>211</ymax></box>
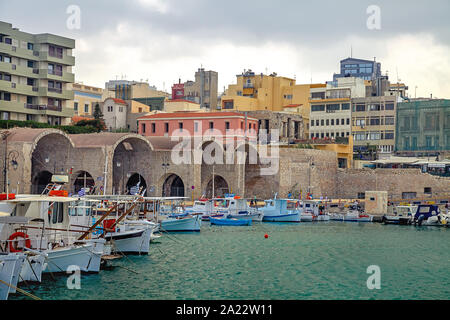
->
<box><xmin>0</xmin><ymin>279</ymin><xmax>41</xmax><ymax>300</ymax></box>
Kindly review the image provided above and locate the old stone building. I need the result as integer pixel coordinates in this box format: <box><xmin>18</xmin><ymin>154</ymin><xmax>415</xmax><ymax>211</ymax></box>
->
<box><xmin>1</xmin><ymin>128</ymin><xmax>449</xmax><ymax>202</ymax></box>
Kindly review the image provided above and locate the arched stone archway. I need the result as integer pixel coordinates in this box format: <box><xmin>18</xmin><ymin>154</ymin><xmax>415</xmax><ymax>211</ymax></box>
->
<box><xmin>162</xmin><ymin>174</ymin><xmax>185</xmax><ymax>197</ymax></box>
<box><xmin>126</xmin><ymin>173</ymin><xmax>147</xmax><ymax>196</ymax></box>
<box><xmin>112</xmin><ymin>136</ymin><xmax>153</xmax><ymax>195</ymax></box>
<box><xmin>73</xmin><ymin>171</ymin><xmax>95</xmax><ymax>194</ymax></box>
<box><xmin>32</xmin><ymin>170</ymin><xmax>53</xmax><ymax>194</ymax></box>
<box><xmin>205</xmin><ymin>175</ymin><xmax>229</xmax><ymax>198</ymax></box>
<box><xmin>31</xmin><ymin>131</ymin><xmax>75</xmax><ymax>194</ymax></box>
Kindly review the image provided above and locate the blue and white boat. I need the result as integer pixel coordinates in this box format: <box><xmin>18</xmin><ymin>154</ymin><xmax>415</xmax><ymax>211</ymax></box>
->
<box><xmin>160</xmin><ymin>214</ymin><xmax>202</xmax><ymax>232</ymax></box>
<box><xmin>260</xmin><ymin>198</ymin><xmax>301</xmax><ymax>222</ymax></box>
<box><xmin>413</xmin><ymin>204</ymin><xmax>447</xmax><ymax>227</ymax></box>
<box><xmin>184</xmin><ymin>199</ymin><xmax>225</xmax><ymax>221</ymax></box>
<box><xmin>209</xmin><ymin>217</ymin><xmax>252</xmax><ymax>226</ymax></box>
<box><xmin>215</xmin><ymin>196</ymin><xmax>263</xmax><ymax>222</ymax></box>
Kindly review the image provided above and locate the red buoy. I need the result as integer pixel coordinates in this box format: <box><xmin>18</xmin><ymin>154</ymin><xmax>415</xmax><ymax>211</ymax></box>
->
<box><xmin>264</xmin><ymin>234</ymin><xmax>269</xmax><ymax>239</ymax></box>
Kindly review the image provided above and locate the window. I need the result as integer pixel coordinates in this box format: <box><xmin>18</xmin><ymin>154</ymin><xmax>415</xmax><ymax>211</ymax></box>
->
<box><xmin>209</xmin><ymin>122</ymin><xmax>214</xmax><ymax>129</ymax></box>
<box><xmin>240</xmin><ymin>121</ymin><xmax>243</xmax><ymax>129</ymax></box>
<box><xmin>27</xmin><ymin>60</ymin><xmax>34</xmax><ymax>68</ymax></box>
<box><xmin>151</xmin><ymin>123</ymin><xmax>155</xmax><ymax>133</ymax></box>
<box><xmin>119</xmin><ymin>107</ymin><xmax>123</xmax><ymax>112</ymax></box>
<box><xmin>225</xmin><ymin>121</ymin><xmax>230</xmax><ymax>130</ymax></box>
<box><xmin>385</xmin><ymin>117</ymin><xmax>394</xmax><ymax>125</ymax></box>
<box><xmin>326</xmin><ymin>119</ymin><xmax>329</xmax><ymax>126</ymax></box>
<box><xmin>26</xmin><ymin>114</ymin><xmax>33</xmax><ymax>121</ymax></box>
<box><xmin>384</xmin><ymin>131</ymin><xmax>394</xmax><ymax>140</ymax></box>
<box><xmin>223</xmin><ymin>100</ymin><xmax>234</xmax><ymax>109</ymax></box>
<box><xmin>370</xmin><ymin>117</ymin><xmax>380</xmax><ymax>126</ymax></box>
<box><xmin>142</xmin><ymin>123</ymin><xmax>146</xmax><ymax>133</ymax></box>
<box><xmin>424</xmin><ymin>187</ymin><xmax>432</xmax><ymax>194</ymax></box>
<box><xmin>5</xmin><ymin>38</ymin><xmax>12</xmax><ymax>45</ymax></box>
<box><xmin>194</xmin><ymin>122</ymin><xmax>199</xmax><ymax>132</ymax></box>
<box><xmin>1</xmin><ymin>111</ymin><xmax>10</xmax><ymax>120</ymax></box>
<box><xmin>326</xmin><ymin>104</ymin><xmax>340</xmax><ymax>112</ymax></box>
<box><xmin>49</xmin><ymin>45</ymin><xmax>63</xmax><ymax>59</ymax></box>
<box><xmin>369</xmin><ymin>104</ymin><xmax>381</xmax><ymax>111</ymax></box>
<box><xmin>321</xmin><ymin>119</ymin><xmax>324</xmax><ymax>126</ymax></box>
<box><xmin>336</xmin><ymin>119</ymin><xmax>340</xmax><ymax>125</ymax></box>
<box><xmin>3</xmin><ymin>92</ymin><xmax>11</xmax><ymax>101</ymax></box>
<box><xmin>179</xmin><ymin>122</ymin><xmax>183</xmax><ymax>131</ymax></box>
<box><xmin>331</xmin><ymin>119</ymin><xmax>334</xmax><ymax>126</ymax></box>
<box><xmin>357</xmin><ymin>192</ymin><xmax>365</xmax><ymax>199</ymax></box>
<box><xmin>27</xmin><ymin>43</ymin><xmax>34</xmax><ymax>50</ymax></box>
<box><xmin>85</xmin><ymin>104</ymin><xmax>89</xmax><ymax>113</ymax></box>
<box><xmin>341</xmin><ymin>103</ymin><xmax>350</xmax><ymax>110</ymax></box>
<box><xmin>3</xmin><ymin>56</ymin><xmax>11</xmax><ymax>63</ymax></box>
<box><xmin>3</xmin><ymin>74</ymin><xmax>11</xmax><ymax>82</ymax></box>
<box><xmin>163</xmin><ymin>123</ymin><xmax>168</xmax><ymax>133</ymax></box>
<box><xmin>74</xmin><ymin>102</ymin><xmax>78</xmax><ymax>111</ymax></box>
<box><xmin>355</xmin><ymin>104</ymin><xmax>365</xmax><ymax>112</ymax></box>
<box><xmin>346</xmin><ymin>118</ymin><xmax>350</xmax><ymax>125</ymax></box>
<box><xmin>310</xmin><ymin>120</ymin><xmax>314</xmax><ymax>127</ymax></box>
<box><xmin>385</xmin><ymin>103</ymin><xmax>394</xmax><ymax>110</ymax></box>
<box><xmin>311</xmin><ymin>105</ymin><xmax>325</xmax><ymax>112</ymax></box>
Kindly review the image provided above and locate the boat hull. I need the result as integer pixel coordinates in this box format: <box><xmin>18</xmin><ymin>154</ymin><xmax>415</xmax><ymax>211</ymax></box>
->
<box><xmin>43</xmin><ymin>240</ymin><xmax>104</xmax><ymax>274</ymax></box>
<box><xmin>19</xmin><ymin>254</ymin><xmax>46</xmax><ymax>283</ymax></box>
<box><xmin>161</xmin><ymin>216</ymin><xmax>202</xmax><ymax>232</ymax></box>
<box><xmin>263</xmin><ymin>213</ymin><xmax>300</xmax><ymax>222</ymax></box>
<box><xmin>226</xmin><ymin>213</ymin><xmax>263</xmax><ymax>222</ymax></box>
<box><xmin>0</xmin><ymin>254</ymin><xmax>24</xmax><ymax>300</ymax></box>
<box><xmin>105</xmin><ymin>228</ymin><xmax>152</xmax><ymax>254</ymax></box>
<box><xmin>210</xmin><ymin>218</ymin><xmax>252</xmax><ymax>226</ymax></box>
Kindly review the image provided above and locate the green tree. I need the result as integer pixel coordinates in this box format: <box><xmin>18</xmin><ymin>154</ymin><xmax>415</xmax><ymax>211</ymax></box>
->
<box><xmin>93</xmin><ymin>103</ymin><xmax>103</xmax><ymax>120</ymax></box>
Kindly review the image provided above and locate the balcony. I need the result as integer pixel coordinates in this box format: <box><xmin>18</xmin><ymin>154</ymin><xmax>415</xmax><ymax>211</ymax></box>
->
<box><xmin>39</xmin><ymin>69</ymin><xmax>75</xmax><ymax>83</ymax></box>
<box><xmin>38</xmin><ymin>87</ymin><xmax>74</xmax><ymax>100</ymax></box>
<box><xmin>26</xmin><ymin>104</ymin><xmax>62</xmax><ymax>112</ymax></box>
<box><xmin>39</xmin><ymin>51</ymin><xmax>75</xmax><ymax>66</ymax></box>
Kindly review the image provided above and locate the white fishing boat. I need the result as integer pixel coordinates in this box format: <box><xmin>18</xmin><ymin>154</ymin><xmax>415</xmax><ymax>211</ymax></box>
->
<box><xmin>260</xmin><ymin>198</ymin><xmax>301</xmax><ymax>222</ymax></box>
<box><xmin>69</xmin><ymin>198</ymin><xmax>157</xmax><ymax>255</ymax></box>
<box><xmin>0</xmin><ymin>253</ymin><xmax>25</xmax><ymax>300</ymax></box>
<box><xmin>216</xmin><ymin>196</ymin><xmax>263</xmax><ymax>222</ymax></box>
<box><xmin>184</xmin><ymin>199</ymin><xmax>225</xmax><ymax>221</ymax></box>
<box><xmin>299</xmin><ymin>200</ymin><xmax>330</xmax><ymax>222</ymax></box>
<box><xmin>383</xmin><ymin>205</ymin><xmax>418</xmax><ymax>225</ymax></box>
<box><xmin>160</xmin><ymin>214</ymin><xmax>202</xmax><ymax>232</ymax></box>
<box><xmin>0</xmin><ymin>194</ymin><xmax>105</xmax><ymax>274</ymax></box>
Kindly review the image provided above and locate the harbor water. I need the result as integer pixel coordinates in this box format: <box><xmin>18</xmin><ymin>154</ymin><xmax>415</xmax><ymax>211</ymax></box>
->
<box><xmin>10</xmin><ymin>222</ymin><xmax>450</xmax><ymax>300</ymax></box>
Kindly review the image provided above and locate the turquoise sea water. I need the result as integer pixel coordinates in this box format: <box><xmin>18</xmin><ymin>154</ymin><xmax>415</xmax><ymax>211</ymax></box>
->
<box><xmin>10</xmin><ymin>222</ymin><xmax>450</xmax><ymax>300</ymax></box>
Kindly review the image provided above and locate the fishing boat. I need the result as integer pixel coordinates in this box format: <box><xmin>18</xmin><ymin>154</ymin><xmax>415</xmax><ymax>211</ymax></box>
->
<box><xmin>209</xmin><ymin>217</ymin><xmax>252</xmax><ymax>226</ymax></box>
<box><xmin>383</xmin><ymin>205</ymin><xmax>418</xmax><ymax>225</ymax></box>
<box><xmin>69</xmin><ymin>197</ymin><xmax>157</xmax><ymax>255</ymax></box>
<box><xmin>260</xmin><ymin>198</ymin><xmax>301</xmax><ymax>222</ymax></box>
<box><xmin>0</xmin><ymin>194</ymin><xmax>105</xmax><ymax>274</ymax></box>
<box><xmin>216</xmin><ymin>196</ymin><xmax>263</xmax><ymax>222</ymax></box>
<box><xmin>184</xmin><ymin>199</ymin><xmax>225</xmax><ymax>221</ymax></box>
<box><xmin>0</xmin><ymin>253</ymin><xmax>25</xmax><ymax>300</ymax></box>
<box><xmin>299</xmin><ymin>200</ymin><xmax>330</xmax><ymax>222</ymax></box>
<box><xmin>413</xmin><ymin>204</ymin><xmax>448</xmax><ymax>227</ymax></box>
<box><xmin>160</xmin><ymin>213</ymin><xmax>202</xmax><ymax>232</ymax></box>
<box><xmin>157</xmin><ymin>198</ymin><xmax>202</xmax><ymax>232</ymax></box>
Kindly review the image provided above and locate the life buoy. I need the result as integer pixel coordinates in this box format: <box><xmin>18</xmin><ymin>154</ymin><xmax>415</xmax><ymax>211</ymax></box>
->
<box><xmin>8</xmin><ymin>232</ymin><xmax>32</xmax><ymax>253</ymax></box>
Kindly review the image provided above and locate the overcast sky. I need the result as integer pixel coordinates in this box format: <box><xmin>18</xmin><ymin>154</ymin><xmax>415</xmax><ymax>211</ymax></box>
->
<box><xmin>2</xmin><ymin>0</ymin><xmax>449</xmax><ymax>98</ymax></box>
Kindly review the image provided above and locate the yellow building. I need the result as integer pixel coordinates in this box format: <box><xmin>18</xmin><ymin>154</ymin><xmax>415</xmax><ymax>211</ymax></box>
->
<box><xmin>164</xmin><ymin>99</ymin><xmax>203</xmax><ymax>113</ymax></box>
<box><xmin>68</xmin><ymin>83</ymin><xmax>113</xmax><ymax>117</ymax></box>
<box><xmin>312</xmin><ymin>135</ymin><xmax>354</xmax><ymax>169</ymax></box>
<box><xmin>221</xmin><ymin>70</ymin><xmax>326</xmax><ymax>137</ymax></box>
